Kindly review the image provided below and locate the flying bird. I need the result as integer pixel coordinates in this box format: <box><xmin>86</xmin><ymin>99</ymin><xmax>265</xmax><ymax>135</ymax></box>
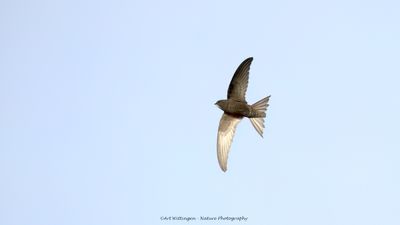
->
<box><xmin>215</xmin><ymin>57</ymin><xmax>270</xmax><ymax>172</ymax></box>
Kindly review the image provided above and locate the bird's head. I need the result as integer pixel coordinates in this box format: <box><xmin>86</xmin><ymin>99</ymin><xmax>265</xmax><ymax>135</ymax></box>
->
<box><xmin>214</xmin><ymin>100</ymin><xmax>226</xmax><ymax>109</ymax></box>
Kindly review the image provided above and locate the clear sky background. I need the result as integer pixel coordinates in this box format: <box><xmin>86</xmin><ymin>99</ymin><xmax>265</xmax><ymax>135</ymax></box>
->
<box><xmin>1</xmin><ymin>0</ymin><xmax>399</xmax><ymax>225</ymax></box>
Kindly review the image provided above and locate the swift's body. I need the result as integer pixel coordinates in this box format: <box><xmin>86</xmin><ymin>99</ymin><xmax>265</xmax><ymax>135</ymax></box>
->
<box><xmin>215</xmin><ymin>57</ymin><xmax>270</xmax><ymax>172</ymax></box>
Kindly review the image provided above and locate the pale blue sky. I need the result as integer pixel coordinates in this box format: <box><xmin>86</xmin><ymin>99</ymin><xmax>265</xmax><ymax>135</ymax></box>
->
<box><xmin>1</xmin><ymin>0</ymin><xmax>399</xmax><ymax>225</ymax></box>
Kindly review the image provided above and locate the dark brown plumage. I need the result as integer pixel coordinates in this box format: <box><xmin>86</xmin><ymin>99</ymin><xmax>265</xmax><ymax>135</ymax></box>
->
<box><xmin>215</xmin><ymin>57</ymin><xmax>270</xmax><ymax>172</ymax></box>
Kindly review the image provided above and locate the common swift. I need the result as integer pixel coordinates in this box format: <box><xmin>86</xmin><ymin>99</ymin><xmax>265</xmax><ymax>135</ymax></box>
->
<box><xmin>215</xmin><ymin>57</ymin><xmax>270</xmax><ymax>172</ymax></box>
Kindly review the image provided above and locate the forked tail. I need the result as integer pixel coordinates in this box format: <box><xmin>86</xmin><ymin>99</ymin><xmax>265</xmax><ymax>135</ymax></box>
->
<box><xmin>249</xmin><ymin>96</ymin><xmax>270</xmax><ymax>137</ymax></box>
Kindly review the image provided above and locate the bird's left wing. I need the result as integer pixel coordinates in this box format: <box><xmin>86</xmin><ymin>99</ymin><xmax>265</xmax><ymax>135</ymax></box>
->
<box><xmin>217</xmin><ymin>113</ymin><xmax>242</xmax><ymax>172</ymax></box>
<box><xmin>227</xmin><ymin>57</ymin><xmax>253</xmax><ymax>102</ymax></box>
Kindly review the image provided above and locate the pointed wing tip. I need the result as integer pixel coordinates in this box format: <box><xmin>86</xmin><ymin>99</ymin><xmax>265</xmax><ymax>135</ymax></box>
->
<box><xmin>219</xmin><ymin>165</ymin><xmax>227</xmax><ymax>172</ymax></box>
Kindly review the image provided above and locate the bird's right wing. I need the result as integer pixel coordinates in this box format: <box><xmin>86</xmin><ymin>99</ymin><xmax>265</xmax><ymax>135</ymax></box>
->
<box><xmin>227</xmin><ymin>57</ymin><xmax>253</xmax><ymax>102</ymax></box>
<box><xmin>217</xmin><ymin>113</ymin><xmax>242</xmax><ymax>172</ymax></box>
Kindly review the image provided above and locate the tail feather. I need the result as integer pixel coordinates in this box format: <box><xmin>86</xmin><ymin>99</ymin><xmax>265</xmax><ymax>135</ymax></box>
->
<box><xmin>249</xmin><ymin>96</ymin><xmax>270</xmax><ymax>137</ymax></box>
<box><xmin>250</xmin><ymin>117</ymin><xmax>265</xmax><ymax>137</ymax></box>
